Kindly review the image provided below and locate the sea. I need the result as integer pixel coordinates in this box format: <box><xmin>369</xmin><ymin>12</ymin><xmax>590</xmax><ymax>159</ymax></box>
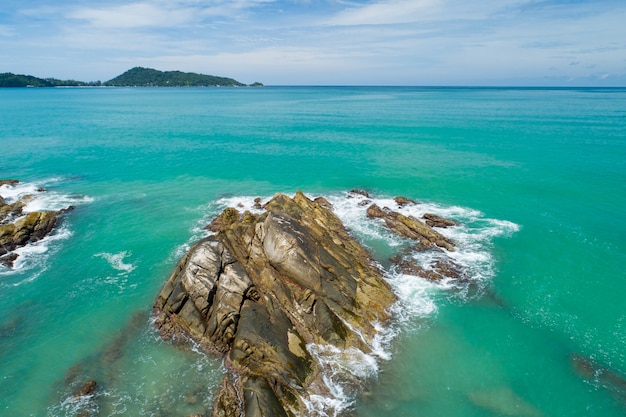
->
<box><xmin>0</xmin><ymin>86</ymin><xmax>625</xmax><ymax>417</ymax></box>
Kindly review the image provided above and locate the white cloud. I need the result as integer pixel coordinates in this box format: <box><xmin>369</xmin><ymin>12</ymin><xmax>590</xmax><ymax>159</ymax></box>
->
<box><xmin>67</xmin><ymin>3</ymin><xmax>195</xmax><ymax>28</ymax></box>
<box><xmin>327</xmin><ymin>0</ymin><xmax>440</xmax><ymax>25</ymax></box>
<box><xmin>61</xmin><ymin>0</ymin><xmax>281</xmax><ymax>32</ymax></box>
<box><xmin>325</xmin><ymin>0</ymin><xmax>528</xmax><ymax>26</ymax></box>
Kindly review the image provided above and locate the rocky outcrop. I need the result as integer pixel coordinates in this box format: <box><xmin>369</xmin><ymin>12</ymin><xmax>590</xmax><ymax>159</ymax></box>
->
<box><xmin>0</xmin><ymin>180</ymin><xmax>73</xmax><ymax>267</ymax></box>
<box><xmin>154</xmin><ymin>191</ymin><xmax>397</xmax><ymax>417</ymax></box>
<box><xmin>422</xmin><ymin>213</ymin><xmax>456</xmax><ymax>228</ymax></box>
<box><xmin>366</xmin><ymin>203</ymin><xmax>455</xmax><ymax>251</ymax></box>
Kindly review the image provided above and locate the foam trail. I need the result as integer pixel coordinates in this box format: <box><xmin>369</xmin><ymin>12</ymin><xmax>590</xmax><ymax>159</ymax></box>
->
<box><xmin>94</xmin><ymin>251</ymin><xmax>136</xmax><ymax>274</ymax></box>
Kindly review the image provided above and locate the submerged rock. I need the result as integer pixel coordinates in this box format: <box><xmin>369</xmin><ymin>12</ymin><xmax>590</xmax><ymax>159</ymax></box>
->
<box><xmin>468</xmin><ymin>387</ymin><xmax>543</xmax><ymax>417</ymax></box>
<box><xmin>72</xmin><ymin>380</ymin><xmax>97</xmax><ymax>398</ymax></box>
<box><xmin>154</xmin><ymin>191</ymin><xmax>397</xmax><ymax>417</ymax></box>
<box><xmin>571</xmin><ymin>354</ymin><xmax>626</xmax><ymax>404</ymax></box>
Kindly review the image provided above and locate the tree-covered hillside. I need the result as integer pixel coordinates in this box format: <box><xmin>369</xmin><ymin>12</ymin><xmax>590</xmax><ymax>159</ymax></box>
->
<box><xmin>0</xmin><ymin>73</ymin><xmax>53</xmax><ymax>87</ymax></box>
<box><xmin>0</xmin><ymin>73</ymin><xmax>101</xmax><ymax>87</ymax></box>
<box><xmin>104</xmin><ymin>67</ymin><xmax>247</xmax><ymax>87</ymax></box>
<box><xmin>0</xmin><ymin>68</ymin><xmax>262</xmax><ymax>87</ymax></box>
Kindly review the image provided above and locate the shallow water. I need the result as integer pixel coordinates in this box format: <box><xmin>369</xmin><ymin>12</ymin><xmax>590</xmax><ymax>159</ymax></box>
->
<box><xmin>1</xmin><ymin>86</ymin><xmax>625</xmax><ymax>416</ymax></box>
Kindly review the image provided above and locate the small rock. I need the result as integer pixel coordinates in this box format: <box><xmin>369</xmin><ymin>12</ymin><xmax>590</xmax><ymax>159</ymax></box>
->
<box><xmin>366</xmin><ymin>204</ymin><xmax>387</xmax><ymax>219</ymax></box>
<box><xmin>423</xmin><ymin>213</ymin><xmax>456</xmax><ymax>228</ymax></box>
<box><xmin>313</xmin><ymin>196</ymin><xmax>332</xmax><ymax>209</ymax></box>
<box><xmin>390</xmin><ymin>255</ymin><xmax>462</xmax><ymax>281</ymax></box>
<box><xmin>394</xmin><ymin>196</ymin><xmax>416</xmax><ymax>207</ymax></box>
<box><xmin>0</xmin><ymin>253</ymin><xmax>19</xmax><ymax>268</ymax></box>
<box><xmin>348</xmin><ymin>189</ymin><xmax>370</xmax><ymax>198</ymax></box>
<box><xmin>0</xmin><ymin>179</ymin><xmax>20</xmax><ymax>187</ymax></box>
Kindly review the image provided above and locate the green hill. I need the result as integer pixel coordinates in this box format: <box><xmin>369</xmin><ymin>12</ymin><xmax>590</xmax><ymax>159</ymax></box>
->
<box><xmin>0</xmin><ymin>68</ymin><xmax>262</xmax><ymax>88</ymax></box>
<box><xmin>0</xmin><ymin>73</ymin><xmax>54</xmax><ymax>87</ymax></box>
<box><xmin>0</xmin><ymin>73</ymin><xmax>102</xmax><ymax>87</ymax></box>
<box><xmin>104</xmin><ymin>67</ymin><xmax>247</xmax><ymax>87</ymax></box>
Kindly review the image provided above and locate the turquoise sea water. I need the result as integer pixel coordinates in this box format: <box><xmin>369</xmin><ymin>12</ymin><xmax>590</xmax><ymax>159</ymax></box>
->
<box><xmin>1</xmin><ymin>86</ymin><xmax>625</xmax><ymax>416</ymax></box>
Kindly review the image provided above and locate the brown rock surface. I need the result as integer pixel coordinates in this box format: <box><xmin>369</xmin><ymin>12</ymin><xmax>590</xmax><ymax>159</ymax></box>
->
<box><xmin>366</xmin><ymin>204</ymin><xmax>455</xmax><ymax>251</ymax></box>
<box><xmin>154</xmin><ymin>191</ymin><xmax>397</xmax><ymax>417</ymax></box>
<box><xmin>393</xmin><ymin>196</ymin><xmax>416</xmax><ymax>207</ymax></box>
<box><xmin>391</xmin><ymin>254</ymin><xmax>463</xmax><ymax>282</ymax></box>
<box><xmin>423</xmin><ymin>213</ymin><xmax>456</xmax><ymax>228</ymax></box>
<box><xmin>72</xmin><ymin>380</ymin><xmax>97</xmax><ymax>398</ymax></box>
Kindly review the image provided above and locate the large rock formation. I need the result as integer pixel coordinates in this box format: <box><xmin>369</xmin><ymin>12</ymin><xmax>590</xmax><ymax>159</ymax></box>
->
<box><xmin>154</xmin><ymin>191</ymin><xmax>397</xmax><ymax>416</ymax></box>
<box><xmin>0</xmin><ymin>180</ymin><xmax>73</xmax><ymax>267</ymax></box>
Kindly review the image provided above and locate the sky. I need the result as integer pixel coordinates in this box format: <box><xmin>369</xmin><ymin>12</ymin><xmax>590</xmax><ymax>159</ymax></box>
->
<box><xmin>1</xmin><ymin>0</ymin><xmax>625</xmax><ymax>86</ymax></box>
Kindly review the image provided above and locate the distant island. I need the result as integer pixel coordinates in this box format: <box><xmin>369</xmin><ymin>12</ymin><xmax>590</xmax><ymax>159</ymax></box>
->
<box><xmin>0</xmin><ymin>67</ymin><xmax>263</xmax><ymax>88</ymax></box>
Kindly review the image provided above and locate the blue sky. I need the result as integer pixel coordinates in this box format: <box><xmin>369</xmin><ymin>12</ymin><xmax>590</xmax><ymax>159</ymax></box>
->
<box><xmin>1</xmin><ymin>0</ymin><xmax>625</xmax><ymax>85</ymax></box>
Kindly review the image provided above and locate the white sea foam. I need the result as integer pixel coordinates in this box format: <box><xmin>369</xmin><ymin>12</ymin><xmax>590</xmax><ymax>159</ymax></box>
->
<box><xmin>94</xmin><ymin>251</ymin><xmax>136</xmax><ymax>274</ymax></box>
<box><xmin>304</xmin><ymin>344</ymin><xmax>381</xmax><ymax>417</ymax></box>
<box><xmin>48</xmin><ymin>388</ymin><xmax>100</xmax><ymax>417</ymax></box>
<box><xmin>91</xmin><ymin>251</ymin><xmax>136</xmax><ymax>293</ymax></box>
<box><xmin>1</xmin><ymin>178</ymin><xmax>92</xmax><ymax>213</ymax></box>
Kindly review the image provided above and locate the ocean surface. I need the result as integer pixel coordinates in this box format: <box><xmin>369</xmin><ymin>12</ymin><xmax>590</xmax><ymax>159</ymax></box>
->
<box><xmin>0</xmin><ymin>86</ymin><xmax>625</xmax><ymax>417</ymax></box>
